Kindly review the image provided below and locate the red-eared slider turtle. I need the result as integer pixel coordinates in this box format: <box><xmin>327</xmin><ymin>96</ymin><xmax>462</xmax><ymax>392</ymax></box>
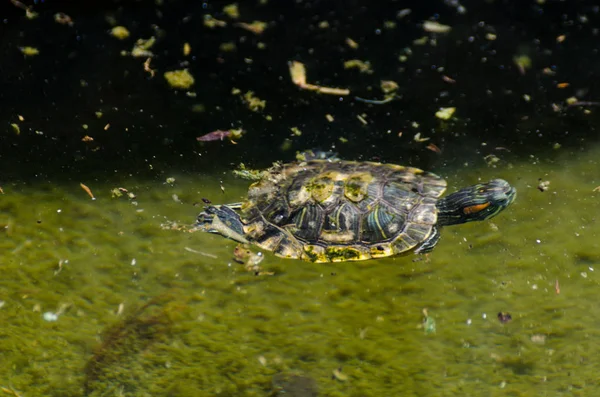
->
<box><xmin>196</xmin><ymin>155</ymin><xmax>516</xmax><ymax>263</ymax></box>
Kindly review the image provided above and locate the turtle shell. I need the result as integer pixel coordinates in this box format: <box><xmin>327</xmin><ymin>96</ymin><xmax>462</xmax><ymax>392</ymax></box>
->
<box><xmin>240</xmin><ymin>160</ymin><xmax>447</xmax><ymax>263</ymax></box>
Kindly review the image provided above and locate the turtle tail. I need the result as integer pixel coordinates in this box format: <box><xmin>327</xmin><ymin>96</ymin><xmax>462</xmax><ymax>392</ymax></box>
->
<box><xmin>195</xmin><ymin>204</ymin><xmax>248</xmax><ymax>244</ymax></box>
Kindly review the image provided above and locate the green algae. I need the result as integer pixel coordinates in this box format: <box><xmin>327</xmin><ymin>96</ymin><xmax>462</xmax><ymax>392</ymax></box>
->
<box><xmin>0</xmin><ymin>147</ymin><xmax>599</xmax><ymax>396</ymax></box>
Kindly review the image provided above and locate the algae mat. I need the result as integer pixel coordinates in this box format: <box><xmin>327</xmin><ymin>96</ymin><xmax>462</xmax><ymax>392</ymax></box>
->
<box><xmin>0</xmin><ymin>147</ymin><xmax>598</xmax><ymax>397</ymax></box>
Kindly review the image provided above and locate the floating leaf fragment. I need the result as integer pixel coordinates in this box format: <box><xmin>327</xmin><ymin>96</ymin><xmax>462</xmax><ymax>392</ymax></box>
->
<box><xmin>426</xmin><ymin>143</ymin><xmax>442</xmax><ymax>153</ymax></box>
<box><xmin>164</xmin><ymin>69</ymin><xmax>195</xmax><ymax>90</ymax></box>
<box><xmin>203</xmin><ymin>15</ymin><xmax>227</xmax><ymax>28</ymax></box>
<box><xmin>223</xmin><ymin>3</ymin><xmax>240</xmax><ymax>19</ymax></box>
<box><xmin>196</xmin><ymin>130</ymin><xmax>232</xmax><ymax>142</ymax></box>
<box><xmin>236</xmin><ymin>21</ymin><xmax>267</xmax><ymax>34</ymax></box>
<box><xmin>110</xmin><ymin>26</ymin><xmax>130</xmax><ymax>40</ymax></box>
<box><xmin>344</xmin><ymin>59</ymin><xmax>372</xmax><ymax>73</ymax></box>
<box><xmin>10</xmin><ymin>123</ymin><xmax>20</xmax><ymax>135</ymax></box>
<box><xmin>423</xmin><ymin>20</ymin><xmax>451</xmax><ymax>33</ymax></box>
<box><xmin>435</xmin><ymin>107</ymin><xmax>456</xmax><ymax>120</ymax></box>
<box><xmin>19</xmin><ymin>46</ymin><xmax>39</xmax><ymax>56</ymax></box>
<box><xmin>233</xmin><ymin>164</ymin><xmax>263</xmax><ymax>181</ymax></box>
<box><xmin>332</xmin><ymin>367</ymin><xmax>349</xmax><ymax>382</ymax></box>
<box><xmin>54</xmin><ymin>12</ymin><xmax>74</xmax><ymax>26</ymax></box>
<box><xmin>513</xmin><ymin>54</ymin><xmax>532</xmax><ymax>75</ymax></box>
<box><xmin>380</xmin><ymin>80</ymin><xmax>399</xmax><ymax>94</ymax></box>
<box><xmin>345</xmin><ymin>37</ymin><xmax>359</xmax><ymax>49</ymax></box>
<box><xmin>131</xmin><ymin>36</ymin><xmax>156</xmax><ymax>57</ymax></box>
<box><xmin>288</xmin><ymin>61</ymin><xmax>350</xmax><ymax>95</ymax></box>
<box><xmin>422</xmin><ymin>308</ymin><xmax>436</xmax><ymax>334</ymax></box>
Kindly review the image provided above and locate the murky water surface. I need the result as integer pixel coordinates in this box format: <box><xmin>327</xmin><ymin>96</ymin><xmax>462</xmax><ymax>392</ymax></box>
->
<box><xmin>1</xmin><ymin>147</ymin><xmax>598</xmax><ymax>396</ymax></box>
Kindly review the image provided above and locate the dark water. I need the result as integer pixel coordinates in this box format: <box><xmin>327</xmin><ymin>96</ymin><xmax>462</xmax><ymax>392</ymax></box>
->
<box><xmin>1</xmin><ymin>1</ymin><xmax>599</xmax><ymax>396</ymax></box>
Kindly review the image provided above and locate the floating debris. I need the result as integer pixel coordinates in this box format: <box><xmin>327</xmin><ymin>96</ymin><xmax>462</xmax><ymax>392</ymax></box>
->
<box><xmin>54</xmin><ymin>12</ymin><xmax>74</xmax><ymax>26</ymax></box>
<box><xmin>422</xmin><ymin>308</ymin><xmax>436</xmax><ymax>334</ymax></box>
<box><xmin>242</xmin><ymin>91</ymin><xmax>266</xmax><ymax>112</ymax></box>
<box><xmin>537</xmin><ymin>179</ymin><xmax>550</xmax><ymax>192</ymax></box>
<box><xmin>355</xmin><ymin>96</ymin><xmax>395</xmax><ymax>105</ymax></box>
<box><xmin>203</xmin><ymin>15</ymin><xmax>227</xmax><ymax>28</ymax></box>
<box><xmin>236</xmin><ymin>21</ymin><xmax>268</xmax><ymax>35</ymax></box>
<box><xmin>380</xmin><ymin>80</ymin><xmax>399</xmax><ymax>94</ymax></box>
<box><xmin>435</xmin><ymin>107</ymin><xmax>456</xmax><ymax>120</ymax></box>
<box><xmin>80</xmin><ymin>183</ymin><xmax>96</xmax><ymax>200</ymax></box>
<box><xmin>10</xmin><ymin>123</ymin><xmax>20</xmax><ymax>135</ymax></box>
<box><xmin>426</xmin><ymin>143</ymin><xmax>442</xmax><ymax>154</ymax></box>
<box><xmin>19</xmin><ymin>46</ymin><xmax>39</xmax><ymax>56</ymax></box>
<box><xmin>513</xmin><ymin>54</ymin><xmax>532</xmax><ymax>75</ymax></box>
<box><xmin>332</xmin><ymin>367</ymin><xmax>349</xmax><ymax>382</ymax></box>
<box><xmin>197</xmin><ymin>130</ymin><xmax>232</xmax><ymax>142</ymax></box>
<box><xmin>345</xmin><ymin>37</ymin><xmax>359</xmax><ymax>49</ymax></box>
<box><xmin>344</xmin><ymin>59</ymin><xmax>373</xmax><ymax>73</ymax></box>
<box><xmin>423</xmin><ymin>20</ymin><xmax>451</xmax><ymax>33</ymax></box>
<box><xmin>196</xmin><ymin>128</ymin><xmax>244</xmax><ymax>143</ymax></box>
<box><xmin>530</xmin><ymin>334</ymin><xmax>546</xmax><ymax>344</ymax></box>
<box><xmin>223</xmin><ymin>3</ymin><xmax>240</xmax><ymax>19</ymax></box>
<box><xmin>130</xmin><ymin>36</ymin><xmax>156</xmax><ymax>57</ymax></box>
<box><xmin>497</xmin><ymin>312</ymin><xmax>512</xmax><ymax>323</ymax></box>
<box><xmin>233</xmin><ymin>164</ymin><xmax>263</xmax><ymax>181</ymax></box>
<box><xmin>397</xmin><ymin>9</ymin><xmax>412</xmax><ymax>19</ymax></box>
<box><xmin>288</xmin><ymin>61</ymin><xmax>350</xmax><ymax>95</ymax></box>
<box><xmin>11</xmin><ymin>0</ymin><xmax>37</xmax><ymax>19</ymax></box>
<box><xmin>42</xmin><ymin>303</ymin><xmax>70</xmax><ymax>322</ymax></box>
<box><xmin>143</xmin><ymin>57</ymin><xmax>155</xmax><ymax>77</ymax></box>
<box><xmin>183</xmin><ymin>246</ymin><xmax>218</xmax><ymax>259</ymax></box>
<box><xmin>164</xmin><ymin>69</ymin><xmax>195</xmax><ymax>90</ymax></box>
<box><xmin>43</xmin><ymin>312</ymin><xmax>59</xmax><ymax>322</ymax></box>
<box><xmin>110</xmin><ymin>26</ymin><xmax>130</xmax><ymax>40</ymax></box>
<box><xmin>413</xmin><ymin>133</ymin><xmax>430</xmax><ymax>142</ymax></box>
<box><xmin>183</xmin><ymin>42</ymin><xmax>191</xmax><ymax>56</ymax></box>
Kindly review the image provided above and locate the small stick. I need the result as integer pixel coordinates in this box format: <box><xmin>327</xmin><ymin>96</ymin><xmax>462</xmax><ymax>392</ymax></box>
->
<box><xmin>80</xmin><ymin>183</ymin><xmax>96</xmax><ymax>200</ymax></box>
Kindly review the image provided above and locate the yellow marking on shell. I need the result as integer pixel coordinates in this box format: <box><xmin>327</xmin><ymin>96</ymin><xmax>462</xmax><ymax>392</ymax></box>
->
<box><xmin>288</xmin><ymin>185</ymin><xmax>311</xmax><ymax>207</ymax></box>
<box><xmin>307</xmin><ymin>171</ymin><xmax>337</xmax><ymax>203</ymax></box>
<box><xmin>344</xmin><ymin>172</ymin><xmax>374</xmax><ymax>202</ymax></box>
<box><xmin>463</xmin><ymin>202</ymin><xmax>490</xmax><ymax>215</ymax></box>
<box><xmin>319</xmin><ymin>229</ymin><xmax>355</xmax><ymax>244</ymax></box>
<box><xmin>371</xmin><ymin>206</ymin><xmax>387</xmax><ymax>240</ymax></box>
<box><xmin>296</xmin><ymin>207</ymin><xmax>306</xmax><ymax>227</ymax></box>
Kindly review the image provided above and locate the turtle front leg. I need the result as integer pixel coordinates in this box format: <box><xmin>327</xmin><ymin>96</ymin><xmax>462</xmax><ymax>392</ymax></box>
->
<box><xmin>414</xmin><ymin>226</ymin><xmax>441</xmax><ymax>254</ymax></box>
<box><xmin>196</xmin><ymin>205</ymin><xmax>249</xmax><ymax>244</ymax></box>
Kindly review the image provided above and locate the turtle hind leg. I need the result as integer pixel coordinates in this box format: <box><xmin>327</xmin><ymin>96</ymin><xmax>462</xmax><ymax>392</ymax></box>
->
<box><xmin>414</xmin><ymin>226</ymin><xmax>441</xmax><ymax>254</ymax></box>
<box><xmin>196</xmin><ymin>205</ymin><xmax>249</xmax><ymax>244</ymax></box>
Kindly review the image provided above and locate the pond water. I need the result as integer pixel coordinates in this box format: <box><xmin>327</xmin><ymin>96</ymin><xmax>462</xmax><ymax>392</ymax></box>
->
<box><xmin>1</xmin><ymin>144</ymin><xmax>598</xmax><ymax>396</ymax></box>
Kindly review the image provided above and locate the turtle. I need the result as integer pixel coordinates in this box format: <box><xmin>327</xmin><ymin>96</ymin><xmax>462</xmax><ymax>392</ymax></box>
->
<box><xmin>195</xmin><ymin>154</ymin><xmax>516</xmax><ymax>263</ymax></box>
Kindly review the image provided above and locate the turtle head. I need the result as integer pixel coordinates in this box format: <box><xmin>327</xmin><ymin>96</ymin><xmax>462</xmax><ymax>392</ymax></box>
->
<box><xmin>436</xmin><ymin>179</ymin><xmax>516</xmax><ymax>226</ymax></box>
